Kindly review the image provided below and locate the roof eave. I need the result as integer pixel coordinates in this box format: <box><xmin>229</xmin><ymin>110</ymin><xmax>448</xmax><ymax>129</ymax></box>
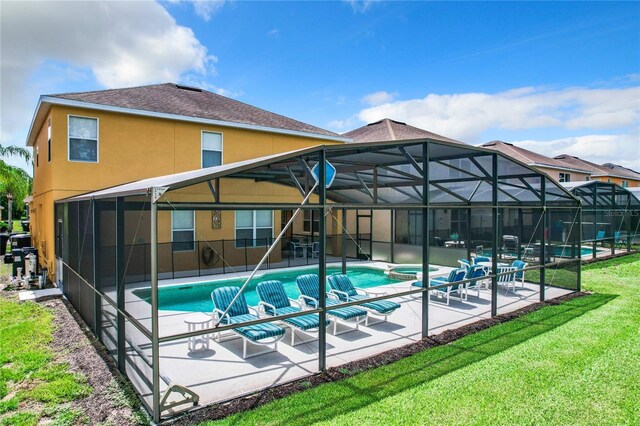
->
<box><xmin>32</xmin><ymin>96</ymin><xmax>352</xmax><ymax>144</ymax></box>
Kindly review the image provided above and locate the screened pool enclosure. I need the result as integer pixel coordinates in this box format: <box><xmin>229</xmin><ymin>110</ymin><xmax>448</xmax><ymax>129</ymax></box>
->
<box><xmin>562</xmin><ymin>181</ymin><xmax>640</xmax><ymax>258</ymax></box>
<box><xmin>55</xmin><ymin>140</ymin><xmax>583</xmax><ymax>422</ymax></box>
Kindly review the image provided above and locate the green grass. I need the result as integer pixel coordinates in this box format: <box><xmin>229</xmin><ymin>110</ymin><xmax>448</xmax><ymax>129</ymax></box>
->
<box><xmin>0</xmin><ymin>298</ymin><xmax>91</xmax><ymax>425</ymax></box>
<box><xmin>206</xmin><ymin>254</ymin><xmax>640</xmax><ymax>425</ymax></box>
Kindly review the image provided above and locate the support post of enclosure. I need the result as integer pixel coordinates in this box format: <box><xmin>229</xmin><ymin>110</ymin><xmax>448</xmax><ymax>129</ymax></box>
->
<box><xmin>540</xmin><ymin>179</ymin><xmax>547</xmax><ymax>302</ymax></box>
<box><xmin>491</xmin><ymin>154</ymin><xmax>498</xmax><ymax>317</ymax></box>
<box><xmin>318</xmin><ymin>150</ymin><xmax>327</xmax><ymax>371</ymax></box>
<box><xmin>150</xmin><ymin>188</ymin><xmax>163</xmax><ymax>424</ymax></box>
<box><xmin>390</xmin><ymin>209</ymin><xmax>395</xmax><ymax>263</ymax></box>
<box><xmin>421</xmin><ymin>142</ymin><xmax>430</xmax><ymax>338</ymax></box>
<box><xmin>577</xmin><ymin>206</ymin><xmax>582</xmax><ymax>292</ymax></box>
<box><xmin>116</xmin><ymin>197</ymin><xmax>126</xmax><ymax>374</ymax></box>
<box><xmin>92</xmin><ymin>200</ymin><xmax>101</xmax><ymax>336</ymax></box>
<box><xmin>341</xmin><ymin>208</ymin><xmax>347</xmax><ymax>274</ymax></box>
<box><xmin>610</xmin><ymin>186</ymin><xmax>616</xmax><ymax>255</ymax></box>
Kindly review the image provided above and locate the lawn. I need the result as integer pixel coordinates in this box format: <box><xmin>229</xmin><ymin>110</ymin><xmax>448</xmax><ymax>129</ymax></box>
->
<box><xmin>207</xmin><ymin>254</ymin><xmax>640</xmax><ymax>425</ymax></box>
<box><xmin>0</xmin><ymin>298</ymin><xmax>91</xmax><ymax>425</ymax></box>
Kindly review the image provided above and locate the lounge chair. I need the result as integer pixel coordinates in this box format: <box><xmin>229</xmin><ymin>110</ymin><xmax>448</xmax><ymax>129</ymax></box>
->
<box><xmin>463</xmin><ymin>265</ymin><xmax>489</xmax><ymax>299</ymax></box>
<box><xmin>473</xmin><ymin>256</ymin><xmax>491</xmax><ymax>265</ymax></box>
<box><xmin>295</xmin><ymin>274</ymin><xmax>368</xmax><ymax>335</ymax></box>
<box><xmin>511</xmin><ymin>260</ymin><xmax>528</xmax><ymax>287</ymax></box>
<box><xmin>412</xmin><ymin>268</ymin><xmax>467</xmax><ymax>305</ymax></box>
<box><xmin>497</xmin><ymin>266</ymin><xmax>518</xmax><ymax>294</ymax></box>
<box><xmin>256</xmin><ymin>280</ymin><xmax>329</xmax><ymax>346</ymax></box>
<box><xmin>211</xmin><ymin>286</ymin><xmax>285</xmax><ymax>359</ymax></box>
<box><xmin>458</xmin><ymin>259</ymin><xmax>471</xmax><ymax>271</ymax></box>
<box><xmin>327</xmin><ymin>274</ymin><xmax>401</xmax><ymax>325</ymax></box>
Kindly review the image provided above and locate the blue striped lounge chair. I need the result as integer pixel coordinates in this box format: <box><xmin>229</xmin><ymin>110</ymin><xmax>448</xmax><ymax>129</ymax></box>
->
<box><xmin>326</xmin><ymin>274</ymin><xmax>401</xmax><ymax>326</ymax></box>
<box><xmin>412</xmin><ymin>268</ymin><xmax>466</xmax><ymax>305</ymax></box>
<box><xmin>256</xmin><ymin>280</ymin><xmax>329</xmax><ymax>346</ymax></box>
<box><xmin>497</xmin><ymin>266</ymin><xmax>518</xmax><ymax>294</ymax></box>
<box><xmin>295</xmin><ymin>274</ymin><xmax>368</xmax><ymax>335</ymax></box>
<box><xmin>473</xmin><ymin>256</ymin><xmax>491</xmax><ymax>265</ymax></box>
<box><xmin>463</xmin><ymin>265</ymin><xmax>489</xmax><ymax>299</ymax></box>
<box><xmin>211</xmin><ymin>286</ymin><xmax>285</xmax><ymax>359</ymax></box>
<box><xmin>511</xmin><ymin>260</ymin><xmax>528</xmax><ymax>288</ymax></box>
<box><xmin>458</xmin><ymin>259</ymin><xmax>472</xmax><ymax>271</ymax></box>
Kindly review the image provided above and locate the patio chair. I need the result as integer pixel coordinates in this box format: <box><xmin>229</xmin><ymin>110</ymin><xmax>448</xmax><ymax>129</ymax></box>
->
<box><xmin>463</xmin><ymin>265</ymin><xmax>489</xmax><ymax>299</ymax></box>
<box><xmin>256</xmin><ymin>280</ymin><xmax>329</xmax><ymax>346</ymax></box>
<box><xmin>211</xmin><ymin>286</ymin><xmax>285</xmax><ymax>359</ymax></box>
<box><xmin>595</xmin><ymin>230</ymin><xmax>605</xmax><ymax>246</ymax></box>
<box><xmin>289</xmin><ymin>239</ymin><xmax>305</xmax><ymax>259</ymax></box>
<box><xmin>496</xmin><ymin>266</ymin><xmax>518</xmax><ymax>294</ymax></box>
<box><xmin>310</xmin><ymin>242</ymin><xmax>320</xmax><ymax>258</ymax></box>
<box><xmin>327</xmin><ymin>274</ymin><xmax>401</xmax><ymax>326</ymax></box>
<box><xmin>412</xmin><ymin>268</ymin><xmax>467</xmax><ymax>305</ymax></box>
<box><xmin>614</xmin><ymin>231</ymin><xmax>626</xmax><ymax>248</ymax></box>
<box><xmin>458</xmin><ymin>259</ymin><xmax>471</xmax><ymax>271</ymax></box>
<box><xmin>511</xmin><ymin>260</ymin><xmax>528</xmax><ymax>288</ymax></box>
<box><xmin>473</xmin><ymin>256</ymin><xmax>491</xmax><ymax>265</ymax></box>
<box><xmin>295</xmin><ymin>274</ymin><xmax>368</xmax><ymax>335</ymax></box>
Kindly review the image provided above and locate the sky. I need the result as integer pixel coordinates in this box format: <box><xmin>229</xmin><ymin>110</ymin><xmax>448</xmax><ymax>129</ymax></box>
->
<box><xmin>1</xmin><ymin>0</ymin><xmax>639</xmax><ymax>175</ymax></box>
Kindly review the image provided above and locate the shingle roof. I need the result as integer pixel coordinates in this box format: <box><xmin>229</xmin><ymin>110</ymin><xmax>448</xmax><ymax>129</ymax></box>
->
<box><xmin>599</xmin><ymin>162</ymin><xmax>640</xmax><ymax>180</ymax></box>
<box><xmin>481</xmin><ymin>141</ymin><xmax>592</xmax><ymax>173</ymax></box>
<box><xmin>342</xmin><ymin>118</ymin><xmax>464</xmax><ymax>144</ymax></box>
<box><xmin>46</xmin><ymin>83</ymin><xmax>341</xmax><ymax>139</ymax></box>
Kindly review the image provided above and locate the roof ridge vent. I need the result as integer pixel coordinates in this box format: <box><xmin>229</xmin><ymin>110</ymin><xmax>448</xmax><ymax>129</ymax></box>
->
<box><xmin>175</xmin><ymin>84</ymin><xmax>203</xmax><ymax>92</ymax></box>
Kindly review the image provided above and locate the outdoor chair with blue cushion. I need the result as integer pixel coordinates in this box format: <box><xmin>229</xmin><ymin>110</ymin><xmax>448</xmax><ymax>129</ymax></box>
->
<box><xmin>473</xmin><ymin>256</ymin><xmax>491</xmax><ymax>265</ymax></box>
<box><xmin>211</xmin><ymin>286</ymin><xmax>285</xmax><ymax>359</ymax></box>
<box><xmin>614</xmin><ymin>231</ymin><xmax>626</xmax><ymax>248</ymax></box>
<box><xmin>295</xmin><ymin>274</ymin><xmax>368</xmax><ymax>335</ymax></box>
<box><xmin>595</xmin><ymin>230</ymin><xmax>605</xmax><ymax>246</ymax></box>
<box><xmin>327</xmin><ymin>274</ymin><xmax>401</xmax><ymax>326</ymax></box>
<box><xmin>497</xmin><ymin>266</ymin><xmax>518</xmax><ymax>294</ymax></box>
<box><xmin>511</xmin><ymin>260</ymin><xmax>528</xmax><ymax>288</ymax></box>
<box><xmin>458</xmin><ymin>259</ymin><xmax>471</xmax><ymax>271</ymax></box>
<box><xmin>256</xmin><ymin>280</ymin><xmax>329</xmax><ymax>346</ymax></box>
<box><xmin>412</xmin><ymin>268</ymin><xmax>467</xmax><ymax>305</ymax></box>
<box><xmin>463</xmin><ymin>265</ymin><xmax>489</xmax><ymax>299</ymax></box>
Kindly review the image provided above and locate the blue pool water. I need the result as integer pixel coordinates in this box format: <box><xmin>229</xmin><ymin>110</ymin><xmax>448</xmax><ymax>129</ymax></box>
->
<box><xmin>133</xmin><ymin>266</ymin><xmax>403</xmax><ymax>313</ymax></box>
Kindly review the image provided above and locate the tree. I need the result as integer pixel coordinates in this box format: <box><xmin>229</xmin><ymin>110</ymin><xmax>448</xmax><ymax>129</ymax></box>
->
<box><xmin>0</xmin><ymin>143</ymin><xmax>32</xmax><ymax>231</ymax></box>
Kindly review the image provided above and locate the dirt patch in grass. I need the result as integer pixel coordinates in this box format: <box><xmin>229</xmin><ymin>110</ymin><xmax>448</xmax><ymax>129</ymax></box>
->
<box><xmin>44</xmin><ymin>297</ymin><xmax>147</xmax><ymax>425</ymax></box>
<box><xmin>166</xmin><ymin>291</ymin><xmax>588</xmax><ymax>425</ymax></box>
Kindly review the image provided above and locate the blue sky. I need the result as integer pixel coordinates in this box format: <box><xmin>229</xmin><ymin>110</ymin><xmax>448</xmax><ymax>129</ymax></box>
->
<box><xmin>1</xmin><ymin>1</ymin><xmax>639</xmax><ymax>173</ymax></box>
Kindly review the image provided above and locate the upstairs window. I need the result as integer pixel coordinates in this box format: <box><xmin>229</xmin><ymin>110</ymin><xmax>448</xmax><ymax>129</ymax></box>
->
<box><xmin>68</xmin><ymin>116</ymin><xmax>98</xmax><ymax>162</ymax></box>
<box><xmin>559</xmin><ymin>173</ymin><xmax>571</xmax><ymax>183</ymax></box>
<box><xmin>621</xmin><ymin>180</ymin><xmax>629</xmax><ymax>188</ymax></box>
<box><xmin>47</xmin><ymin>119</ymin><xmax>52</xmax><ymax>162</ymax></box>
<box><xmin>202</xmin><ymin>131</ymin><xmax>222</xmax><ymax>168</ymax></box>
<box><xmin>303</xmin><ymin>210</ymin><xmax>319</xmax><ymax>233</ymax></box>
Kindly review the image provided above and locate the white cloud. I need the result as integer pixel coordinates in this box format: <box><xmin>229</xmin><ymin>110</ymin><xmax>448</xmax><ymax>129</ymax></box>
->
<box><xmin>357</xmin><ymin>85</ymin><xmax>640</xmax><ymax>142</ymax></box>
<box><xmin>191</xmin><ymin>0</ymin><xmax>227</xmax><ymax>21</ymax></box>
<box><xmin>361</xmin><ymin>91</ymin><xmax>397</xmax><ymax>107</ymax></box>
<box><xmin>344</xmin><ymin>0</ymin><xmax>377</xmax><ymax>13</ymax></box>
<box><xmin>511</xmin><ymin>134</ymin><xmax>640</xmax><ymax>172</ymax></box>
<box><xmin>267</xmin><ymin>28</ymin><xmax>280</xmax><ymax>38</ymax></box>
<box><xmin>0</xmin><ymin>0</ymin><xmax>214</xmax><ymax>148</ymax></box>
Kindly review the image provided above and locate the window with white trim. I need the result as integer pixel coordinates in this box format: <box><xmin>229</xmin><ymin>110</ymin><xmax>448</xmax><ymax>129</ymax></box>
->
<box><xmin>172</xmin><ymin>211</ymin><xmax>195</xmax><ymax>251</ymax></box>
<box><xmin>202</xmin><ymin>131</ymin><xmax>222</xmax><ymax>168</ymax></box>
<box><xmin>235</xmin><ymin>210</ymin><xmax>273</xmax><ymax>247</ymax></box>
<box><xmin>303</xmin><ymin>210</ymin><xmax>319</xmax><ymax>233</ymax></box>
<box><xmin>559</xmin><ymin>173</ymin><xmax>571</xmax><ymax>183</ymax></box>
<box><xmin>47</xmin><ymin>118</ymin><xmax>52</xmax><ymax>163</ymax></box>
<box><xmin>68</xmin><ymin>116</ymin><xmax>98</xmax><ymax>162</ymax></box>
<box><xmin>621</xmin><ymin>180</ymin><xmax>629</xmax><ymax>188</ymax></box>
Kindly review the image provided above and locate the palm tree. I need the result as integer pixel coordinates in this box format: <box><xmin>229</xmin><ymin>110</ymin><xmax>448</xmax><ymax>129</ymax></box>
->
<box><xmin>0</xmin><ymin>143</ymin><xmax>32</xmax><ymax>232</ymax></box>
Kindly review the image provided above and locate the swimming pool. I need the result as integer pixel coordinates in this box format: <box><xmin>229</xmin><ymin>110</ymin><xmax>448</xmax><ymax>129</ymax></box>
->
<box><xmin>133</xmin><ymin>266</ymin><xmax>404</xmax><ymax>313</ymax></box>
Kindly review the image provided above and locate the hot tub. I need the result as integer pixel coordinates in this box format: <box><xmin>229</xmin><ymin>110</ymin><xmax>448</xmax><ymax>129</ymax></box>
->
<box><xmin>385</xmin><ymin>265</ymin><xmax>438</xmax><ymax>281</ymax></box>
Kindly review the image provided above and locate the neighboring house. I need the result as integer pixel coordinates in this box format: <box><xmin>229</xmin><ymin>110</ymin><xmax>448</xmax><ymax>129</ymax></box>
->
<box><xmin>481</xmin><ymin>141</ymin><xmax>592</xmax><ymax>183</ymax></box>
<box><xmin>26</xmin><ymin>83</ymin><xmax>349</xmax><ymax>279</ymax></box>
<box><xmin>554</xmin><ymin>155</ymin><xmax>640</xmax><ymax>188</ymax></box>
<box><xmin>343</xmin><ymin>118</ymin><xmax>464</xmax><ymax>144</ymax></box>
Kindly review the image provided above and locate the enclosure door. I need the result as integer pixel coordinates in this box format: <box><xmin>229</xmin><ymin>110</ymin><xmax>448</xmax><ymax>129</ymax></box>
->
<box><xmin>356</xmin><ymin>210</ymin><xmax>372</xmax><ymax>260</ymax></box>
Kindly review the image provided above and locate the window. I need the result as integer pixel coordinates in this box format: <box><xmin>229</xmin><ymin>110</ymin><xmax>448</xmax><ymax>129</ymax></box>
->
<box><xmin>585</xmin><ymin>176</ymin><xmax>590</xmax><ymax>181</ymax></box>
<box><xmin>202</xmin><ymin>131</ymin><xmax>222</xmax><ymax>168</ymax></box>
<box><xmin>235</xmin><ymin>210</ymin><xmax>273</xmax><ymax>247</ymax></box>
<box><xmin>621</xmin><ymin>180</ymin><xmax>629</xmax><ymax>188</ymax></box>
<box><xmin>607</xmin><ymin>178</ymin><xmax>612</xmax><ymax>183</ymax></box>
<box><xmin>559</xmin><ymin>173</ymin><xmax>571</xmax><ymax>183</ymax></box>
<box><xmin>47</xmin><ymin>118</ymin><xmax>52</xmax><ymax>162</ymax></box>
<box><xmin>36</xmin><ymin>146</ymin><xmax>39</xmax><ymax>167</ymax></box>
<box><xmin>68</xmin><ymin>116</ymin><xmax>98</xmax><ymax>162</ymax></box>
<box><xmin>172</xmin><ymin>211</ymin><xmax>195</xmax><ymax>251</ymax></box>
<box><xmin>303</xmin><ymin>210</ymin><xmax>319</xmax><ymax>233</ymax></box>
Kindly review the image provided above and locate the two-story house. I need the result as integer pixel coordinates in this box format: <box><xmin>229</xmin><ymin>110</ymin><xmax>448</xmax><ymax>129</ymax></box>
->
<box><xmin>26</xmin><ymin>83</ymin><xmax>349</xmax><ymax>280</ymax></box>
<box><xmin>554</xmin><ymin>155</ymin><xmax>640</xmax><ymax>188</ymax></box>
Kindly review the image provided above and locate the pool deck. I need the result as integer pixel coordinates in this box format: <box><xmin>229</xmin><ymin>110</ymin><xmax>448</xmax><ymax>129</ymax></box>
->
<box><xmin>110</xmin><ymin>263</ymin><xmax>574</xmax><ymax>417</ymax></box>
